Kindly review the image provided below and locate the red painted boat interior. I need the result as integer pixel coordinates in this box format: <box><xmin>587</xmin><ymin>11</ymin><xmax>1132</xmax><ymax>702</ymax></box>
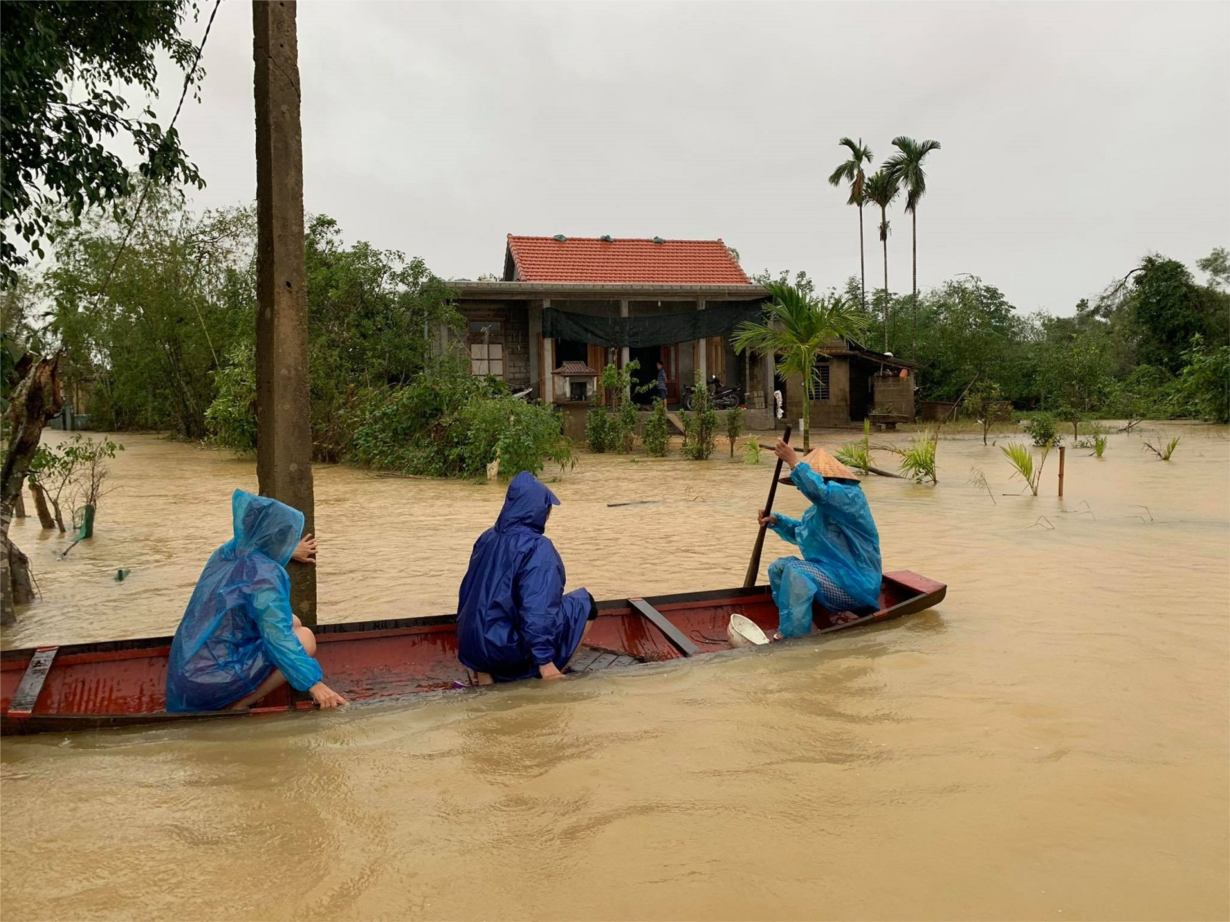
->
<box><xmin>1</xmin><ymin>571</ymin><xmax>944</xmax><ymax>727</ymax></box>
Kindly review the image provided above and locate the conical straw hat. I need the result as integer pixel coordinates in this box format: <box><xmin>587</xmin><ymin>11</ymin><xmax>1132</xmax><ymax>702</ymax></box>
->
<box><xmin>778</xmin><ymin>446</ymin><xmax>858</xmax><ymax>484</ymax></box>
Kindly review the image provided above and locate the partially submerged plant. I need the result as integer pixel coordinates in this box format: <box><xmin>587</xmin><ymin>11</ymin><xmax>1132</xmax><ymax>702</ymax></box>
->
<box><xmin>725</xmin><ymin>405</ymin><xmax>744</xmax><ymax>457</ymax></box>
<box><xmin>1143</xmin><ymin>435</ymin><xmax>1180</xmax><ymax>461</ymax></box>
<box><xmin>894</xmin><ymin>428</ymin><xmax>938</xmax><ymax>484</ymax></box>
<box><xmin>642</xmin><ymin>399</ymin><xmax>670</xmax><ymax>457</ymax></box>
<box><xmin>1091</xmin><ymin>434</ymin><xmax>1108</xmax><ymax>457</ymax></box>
<box><xmin>1022</xmin><ymin>413</ymin><xmax>1061</xmax><ymax>448</ymax></box>
<box><xmin>968</xmin><ymin>466</ymin><xmax>996</xmax><ymax>505</ymax></box>
<box><xmin>1002</xmin><ymin>441</ymin><xmax>1051</xmax><ymax>496</ymax></box>
<box><xmin>680</xmin><ymin>372</ymin><xmax>719</xmax><ymax>460</ymax></box>
<box><xmin>835</xmin><ymin>418</ymin><xmax>873</xmax><ymax>474</ymax></box>
<box><xmin>744</xmin><ymin>438</ymin><xmax>763</xmax><ymax>465</ymax></box>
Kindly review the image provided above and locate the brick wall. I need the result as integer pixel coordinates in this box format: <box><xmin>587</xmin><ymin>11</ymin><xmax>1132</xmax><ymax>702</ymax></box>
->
<box><xmin>454</xmin><ymin>300</ymin><xmax>531</xmax><ymax>388</ymax></box>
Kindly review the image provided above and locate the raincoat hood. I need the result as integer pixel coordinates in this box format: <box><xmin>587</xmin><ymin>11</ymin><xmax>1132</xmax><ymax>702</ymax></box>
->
<box><xmin>229</xmin><ymin>490</ymin><xmax>304</xmax><ymax>567</ymax></box>
<box><xmin>495</xmin><ymin>471</ymin><xmax>560</xmax><ymax>534</ymax></box>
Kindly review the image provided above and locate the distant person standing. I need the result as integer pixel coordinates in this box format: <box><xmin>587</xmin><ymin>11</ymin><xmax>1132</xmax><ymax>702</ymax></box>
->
<box><xmin>655</xmin><ymin>361</ymin><xmax>668</xmax><ymax>404</ymax></box>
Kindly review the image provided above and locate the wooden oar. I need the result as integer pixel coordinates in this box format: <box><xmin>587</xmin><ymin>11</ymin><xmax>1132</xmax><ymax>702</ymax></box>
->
<box><xmin>743</xmin><ymin>424</ymin><xmax>792</xmax><ymax>589</ymax></box>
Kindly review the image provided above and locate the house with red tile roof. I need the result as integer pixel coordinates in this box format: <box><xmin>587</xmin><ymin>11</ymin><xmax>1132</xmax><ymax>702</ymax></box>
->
<box><xmin>448</xmin><ymin>234</ymin><xmax>914</xmax><ymax>432</ymax></box>
<box><xmin>450</xmin><ymin>234</ymin><xmax>771</xmax><ymax>413</ymax></box>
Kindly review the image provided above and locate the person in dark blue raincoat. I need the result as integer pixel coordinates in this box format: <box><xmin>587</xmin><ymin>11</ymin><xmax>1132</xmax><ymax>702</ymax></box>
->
<box><xmin>165</xmin><ymin>490</ymin><xmax>348</xmax><ymax>712</ymax></box>
<box><xmin>457</xmin><ymin>471</ymin><xmax>596</xmax><ymax>684</ymax></box>
<box><xmin>758</xmin><ymin>441</ymin><xmax>883</xmax><ymax>638</ymax></box>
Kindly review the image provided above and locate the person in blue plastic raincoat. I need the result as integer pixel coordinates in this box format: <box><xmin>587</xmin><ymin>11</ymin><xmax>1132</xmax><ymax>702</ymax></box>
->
<box><xmin>457</xmin><ymin>471</ymin><xmax>596</xmax><ymax>684</ymax></box>
<box><xmin>758</xmin><ymin>441</ymin><xmax>882</xmax><ymax>639</ymax></box>
<box><xmin>165</xmin><ymin>490</ymin><xmax>348</xmax><ymax>712</ymax></box>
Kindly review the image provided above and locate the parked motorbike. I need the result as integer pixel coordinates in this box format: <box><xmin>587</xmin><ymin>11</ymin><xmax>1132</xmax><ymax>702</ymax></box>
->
<box><xmin>683</xmin><ymin>375</ymin><xmax>741</xmax><ymax>410</ymax></box>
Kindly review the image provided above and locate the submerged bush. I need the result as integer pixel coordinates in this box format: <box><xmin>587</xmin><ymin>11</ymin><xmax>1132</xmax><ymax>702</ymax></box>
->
<box><xmin>642</xmin><ymin>399</ymin><xmax>671</xmax><ymax>457</ymax></box>
<box><xmin>345</xmin><ymin>373</ymin><xmax>571</xmax><ymax>479</ymax></box>
<box><xmin>586</xmin><ymin>404</ymin><xmax>615</xmax><ymax>453</ymax></box>
<box><xmin>461</xmin><ymin>397</ymin><xmax>574</xmax><ymax>478</ymax></box>
<box><xmin>680</xmin><ymin>375</ymin><xmax>719</xmax><ymax>461</ymax></box>
<box><xmin>1022</xmin><ymin>413</ymin><xmax>1061</xmax><ymax>447</ymax></box>
<box><xmin>725</xmin><ymin>405</ymin><xmax>744</xmax><ymax>457</ymax></box>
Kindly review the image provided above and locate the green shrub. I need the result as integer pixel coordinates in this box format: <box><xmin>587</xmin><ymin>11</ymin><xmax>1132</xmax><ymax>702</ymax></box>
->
<box><xmin>1022</xmin><ymin>413</ymin><xmax>1061</xmax><ymax>447</ymax></box>
<box><xmin>615</xmin><ymin>398</ymin><xmax>639</xmax><ymax>453</ymax></box>
<box><xmin>681</xmin><ymin>373</ymin><xmax>719</xmax><ymax>460</ymax></box>
<box><xmin>460</xmin><ymin>397</ymin><xmax>574</xmax><ymax>478</ymax></box>
<box><xmin>586</xmin><ymin>404</ymin><xmax>614</xmax><ymax>453</ymax></box>
<box><xmin>725</xmin><ymin>405</ymin><xmax>744</xmax><ymax>457</ymax></box>
<box><xmin>350</xmin><ymin>378</ymin><xmax>477</xmax><ymax>475</ymax></box>
<box><xmin>345</xmin><ymin>374</ymin><xmax>571</xmax><ymax>479</ymax></box>
<box><xmin>642</xmin><ymin>399</ymin><xmax>671</xmax><ymax>457</ymax></box>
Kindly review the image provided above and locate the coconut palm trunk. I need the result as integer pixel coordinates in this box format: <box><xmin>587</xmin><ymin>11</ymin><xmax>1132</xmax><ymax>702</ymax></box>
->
<box><xmin>911</xmin><ymin>208</ymin><xmax>918</xmax><ymax>359</ymax></box>
<box><xmin>883</xmin><ymin>136</ymin><xmax>941</xmax><ymax>361</ymax></box>
<box><xmin>859</xmin><ymin>203</ymin><xmax>867</xmax><ymax>312</ymax></box>
<box><xmin>828</xmin><ymin>138</ymin><xmax>873</xmax><ymax>313</ymax></box>
<box><xmin>863</xmin><ymin>169</ymin><xmax>900</xmax><ymax>354</ymax></box>
<box><xmin>881</xmin><ymin>211</ymin><xmax>890</xmax><ymax>351</ymax></box>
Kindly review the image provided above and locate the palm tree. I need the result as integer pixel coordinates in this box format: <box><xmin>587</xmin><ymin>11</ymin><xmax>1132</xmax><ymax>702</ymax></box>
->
<box><xmin>862</xmin><ymin>170</ymin><xmax>900</xmax><ymax>351</ymax></box>
<box><xmin>827</xmin><ymin>137</ymin><xmax>873</xmax><ymax>311</ymax></box>
<box><xmin>733</xmin><ymin>282</ymin><xmax>868</xmax><ymax>450</ymax></box>
<box><xmin>883</xmin><ymin>136</ymin><xmax>941</xmax><ymax>359</ymax></box>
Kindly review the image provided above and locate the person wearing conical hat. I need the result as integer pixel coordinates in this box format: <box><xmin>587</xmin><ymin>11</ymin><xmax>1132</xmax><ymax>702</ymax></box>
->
<box><xmin>757</xmin><ymin>440</ymin><xmax>883</xmax><ymax>638</ymax></box>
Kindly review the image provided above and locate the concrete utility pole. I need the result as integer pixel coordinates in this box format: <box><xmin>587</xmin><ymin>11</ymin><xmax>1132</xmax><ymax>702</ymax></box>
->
<box><xmin>253</xmin><ymin>0</ymin><xmax>316</xmax><ymax>624</ymax></box>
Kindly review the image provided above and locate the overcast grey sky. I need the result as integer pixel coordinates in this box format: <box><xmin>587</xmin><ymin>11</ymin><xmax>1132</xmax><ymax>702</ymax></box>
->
<box><xmin>153</xmin><ymin>1</ymin><xmax>1228</xmax><ymax>314</ymax></box>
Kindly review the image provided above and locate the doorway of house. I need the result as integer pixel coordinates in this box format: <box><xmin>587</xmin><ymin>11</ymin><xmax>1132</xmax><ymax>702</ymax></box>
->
<box><xmin>628</xmin><ymin>346</ymin><xmax>661</xmax><ymax>405</ymax></box>
<box><xmin>848</xmin><ymin>359</ymin><xmax>874</xmax><ymax>423</ymax></box>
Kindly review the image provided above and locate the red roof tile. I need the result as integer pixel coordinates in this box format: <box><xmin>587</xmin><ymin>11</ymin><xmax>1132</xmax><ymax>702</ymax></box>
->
<box><xmin>505</xmin><ymin>235</ymin><xmax>751</xmax><ymax>285</ymax></box>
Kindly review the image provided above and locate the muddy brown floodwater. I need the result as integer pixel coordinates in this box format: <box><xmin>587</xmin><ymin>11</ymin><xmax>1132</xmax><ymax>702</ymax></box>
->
<box><xmin>1</xmin><ymin>425</ymin><xmax>1227</xmax><ymax>921</ymax></box>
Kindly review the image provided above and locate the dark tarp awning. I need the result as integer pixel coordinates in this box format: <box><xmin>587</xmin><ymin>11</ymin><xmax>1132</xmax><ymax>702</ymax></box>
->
<box><xmin>543</xmin><ymin>302</ymin><xmax>765</xmax><ymax>348</ymax></box>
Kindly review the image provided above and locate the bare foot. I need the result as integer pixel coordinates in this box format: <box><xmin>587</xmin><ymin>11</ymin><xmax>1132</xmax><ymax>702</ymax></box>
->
<box><xmin>476</xmin><ymin>672</ymin><xmax>495</xmax><ymax>686</ymax></box>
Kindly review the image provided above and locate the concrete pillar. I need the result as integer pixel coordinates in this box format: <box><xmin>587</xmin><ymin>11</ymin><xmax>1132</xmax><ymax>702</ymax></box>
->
<box><xmin>696</xmin><ymin>299</ymin><xmax>707</xmax><ymax>383</ymax></box>
<box><xmin>619</xmin><ymin>299</ymin><xmax>630</xmax><ymax>397</ymax></box>
<box><xmin>543</xmin><ymin>339</ymin><xmax>555</xmax><ymax>404</ymax></box>
<box><xmin>528</xmin><ymin>300</ymin><xmax>542</xmax><ymax>398</ymax></box>
<box><xmin>253</xmin><ymin>0</ymin><xmax>316</xmax><ymax>624</ymax></box>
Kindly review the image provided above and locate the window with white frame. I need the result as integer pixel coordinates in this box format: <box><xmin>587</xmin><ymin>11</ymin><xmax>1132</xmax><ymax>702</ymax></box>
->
<box><xmin>468</xmin><ymin>320</ymin><xmax>504</xmax><ymax>378</ymax></box>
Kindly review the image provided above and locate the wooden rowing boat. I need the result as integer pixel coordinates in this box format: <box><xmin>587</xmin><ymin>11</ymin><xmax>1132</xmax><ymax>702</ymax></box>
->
<box><xmin>1</xmin><ymin>570</ymin><xmax>945</xmax><ymax>736</ymax></box>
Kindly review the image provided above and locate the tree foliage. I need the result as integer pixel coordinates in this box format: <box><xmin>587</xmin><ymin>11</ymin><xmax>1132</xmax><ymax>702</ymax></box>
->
<box><xmin>733</xmin><ymin>282</ymin><xmax>867</xmax><ymax>449</ymax></box>
<box><xmin>1</xmin><ymin>0</ymin><xmax>206</xmax><ymax>280</ymax></box>
<box><xmin>1130</xmin><ymin>256</ymin><xmax>1214</xmax><ymax>374</ymax></box>
<box><xmin>44</xmin><ymin>186</ymin><xmax>254</xmax><ymax>438</ymax></box>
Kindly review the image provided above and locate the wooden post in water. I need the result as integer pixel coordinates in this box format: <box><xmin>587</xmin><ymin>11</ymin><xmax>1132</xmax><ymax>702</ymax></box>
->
<box><xmin>1058</xmin><ymin>445</ymin><xmax>1066</xmax><ymax>498</ymax></box>
<box><xmin>253</xmin><ymin>0</ymin><xmax>316</xmax><ymax>625</ymax></box>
